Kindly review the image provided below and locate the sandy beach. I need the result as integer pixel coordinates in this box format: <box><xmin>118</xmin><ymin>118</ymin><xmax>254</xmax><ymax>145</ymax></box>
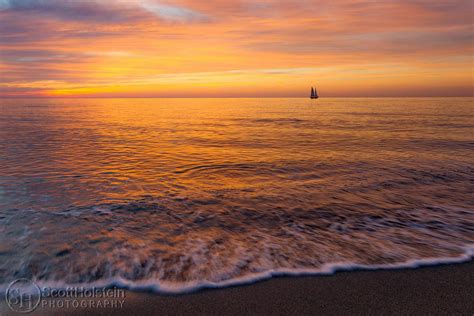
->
<box><xmin>2</xmin><ymin>261</ymin><xmax>471</xmax><ymax>315</ymax></box>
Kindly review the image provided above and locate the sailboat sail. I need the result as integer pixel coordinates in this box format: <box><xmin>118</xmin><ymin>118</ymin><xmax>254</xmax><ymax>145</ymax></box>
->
<box><xmin>310</xmin><ymin>86</ymin><xmax>319</xmax><ymax>99</ymax></box>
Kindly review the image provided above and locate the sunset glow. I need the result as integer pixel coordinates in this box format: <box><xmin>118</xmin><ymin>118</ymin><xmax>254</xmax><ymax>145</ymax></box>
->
<box><xmin>0</xmin><ymin>0</ymin><xmax>473</xmax><ymax>97</ymax></box>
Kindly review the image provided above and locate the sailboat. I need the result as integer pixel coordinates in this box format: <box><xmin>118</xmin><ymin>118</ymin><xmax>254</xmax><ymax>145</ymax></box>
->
<box><xmin>310</xmin><ymin>86</ymin><xmax>319</xmax><ymax>99</ymax></box>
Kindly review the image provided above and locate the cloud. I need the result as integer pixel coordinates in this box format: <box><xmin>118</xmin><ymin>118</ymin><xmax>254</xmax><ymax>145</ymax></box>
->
<box><xmin>139</xmin><ymin>1</ymin><xmax>207</xmax><ymax>22</ymax></box>
<box><xmin>0</xmin><ymin>0</ymin><xmax>472</xmax><ymax>97</ymax></box>
<box><xmin>0</xmin><ymin>0</ymin><xmax>207</xmax><ymax>23</ymax></box>
<box><xmin>0</xmin><ymin>0</ymin><xmax>135</xmax><ymax>22</ymax></box>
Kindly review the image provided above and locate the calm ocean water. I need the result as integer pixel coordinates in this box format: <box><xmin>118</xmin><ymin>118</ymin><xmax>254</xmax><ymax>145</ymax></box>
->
<box><xmin>0</xmin><ymin>97</ymin><xmax>473</xmax><ymax>292</ymax></box>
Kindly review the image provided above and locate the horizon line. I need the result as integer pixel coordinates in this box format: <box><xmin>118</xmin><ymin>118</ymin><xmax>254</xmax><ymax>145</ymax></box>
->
<box><xmin>1</xmin><ymin>96</ymin><xmax>473</xmax><ymax>99</ymax></box>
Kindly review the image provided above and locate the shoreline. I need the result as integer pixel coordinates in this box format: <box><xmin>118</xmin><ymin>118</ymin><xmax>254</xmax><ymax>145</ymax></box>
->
<box><xmin>1</xmin><ymin>247</ymin><xmax>472</xmax><ymax>295</ymax></box>
<box><xmin>2</xmin><ymin>260</ymin><xmax>472</xmax><ymax>315</ymax></box>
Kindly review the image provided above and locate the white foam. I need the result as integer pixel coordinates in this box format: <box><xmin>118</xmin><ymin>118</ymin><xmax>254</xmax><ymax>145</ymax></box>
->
<box><xmin>1</xmin><ymin>245</ymin><xmax>472</xmax><ymax>295</ymax></box>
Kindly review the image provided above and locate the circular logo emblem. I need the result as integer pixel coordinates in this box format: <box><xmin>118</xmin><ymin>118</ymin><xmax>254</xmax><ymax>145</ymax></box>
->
<box><xmin>6</xmin><ymin>279</ymin><xmax>41</xmax><ymax>313</ymax></box>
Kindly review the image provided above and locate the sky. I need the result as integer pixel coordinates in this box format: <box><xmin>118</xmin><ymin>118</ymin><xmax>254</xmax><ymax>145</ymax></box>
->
<box><xmin>0</xmin><ymin>0</ymin><xmax>473</xmax><ymax>97</ymax></box>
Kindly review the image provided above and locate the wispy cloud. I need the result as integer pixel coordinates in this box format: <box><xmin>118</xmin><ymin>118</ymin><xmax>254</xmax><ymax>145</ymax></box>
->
<box><xmin>0</xmin><ymin>0</ymin><xmax>208</xmax><ymax>22</ymax></box>
<box><xmin>139</xmin><ymin>0</ymin><xmax>207</xmax><ymax>22</ymax></box>
<box><xmin>0</xmin><ymin>0</ymin><xmax>135</xmax><ymax>22</ymax></box>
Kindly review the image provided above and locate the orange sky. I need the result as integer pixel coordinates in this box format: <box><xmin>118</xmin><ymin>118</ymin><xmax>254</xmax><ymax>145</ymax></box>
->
<box><xmin>0</xmin><ymin>0</ymin><xmax>473</xmax><ymax>97</ymax></box>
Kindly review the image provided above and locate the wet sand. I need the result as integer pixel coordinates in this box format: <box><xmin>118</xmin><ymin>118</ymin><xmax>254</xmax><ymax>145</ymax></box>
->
<box><xmin>2</xmin><ymin>261</ymin><xmax>472</xmax><ymax>315</ymax></box>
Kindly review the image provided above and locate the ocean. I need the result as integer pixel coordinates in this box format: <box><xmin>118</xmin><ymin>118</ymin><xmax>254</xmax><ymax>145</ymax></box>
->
<box><xmin>0</xmin><ymin>97</ymin><xmax>473</xmax><ymax>293</ymax></box>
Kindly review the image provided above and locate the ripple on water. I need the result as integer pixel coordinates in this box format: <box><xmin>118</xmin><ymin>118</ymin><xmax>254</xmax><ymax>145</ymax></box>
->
<box><xmin>0</xmin><ymin>97</ymin><xmax>473</xmax><ymax>292</ymax></box>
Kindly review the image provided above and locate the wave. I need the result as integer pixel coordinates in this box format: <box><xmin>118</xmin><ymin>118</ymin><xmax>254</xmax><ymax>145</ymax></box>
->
<box><xmin>1</xmin><ymin>246</ymin><xmax>472</xmax><ymax>295</ymax></box>
<box><xmin>1</xmin><ymin>197</ymin><xmax>472</xmax><ymax>296</ymax></box>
